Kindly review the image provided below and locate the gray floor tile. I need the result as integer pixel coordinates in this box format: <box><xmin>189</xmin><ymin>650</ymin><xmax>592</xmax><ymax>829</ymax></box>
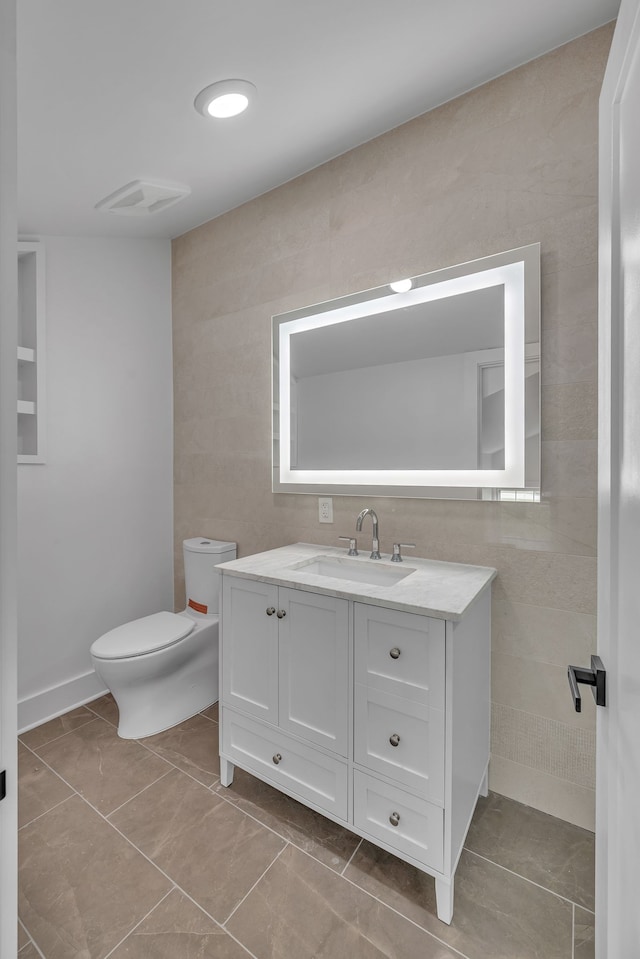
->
<box><xmin>18</xmin><ymin>741</ymin><xmax>73</xmax><ymax>829</ymax></box>
<box><xmin>344</xmin><ymin>841</ymin><xmax>573</xmax><ymax>959</ymax></box>
<box><xmin>110</xmin><ymin>767</ymin><xmax>285</xmax><ymax>923</ymax></box>
<box><xmin>85</xmin><ymin>693</ymin><xmax>119</xmax><ymax>726</ymax></box>
<box><xmin>574</xmin><ymin>906</ymin><xmax>595</xmax><ymax>959</ymax></box>
<box><xmin>212</xmin><ymin>766</ymin><xmax>361</xmax><ymax>872</ymax></box>
<box><xmin>19</xmin><ymin>794</ymin><xmax>171</xmax><ymax>959</ymax></box>
<box><xmin>19</xmin><ymin>707</ymin><xmax>95</xmax><ymax>750</ymax></box>
<box><xmin>227</xmin><ymin>844</ymin><xmax>462</xmax><ymax>959</ymax></box>
<box><xmin>141</xmin><ymin>713</ymin><xmax>220</xmax><ymax>786</ymax></box>
<box><xmin>108</xmin><ymin>889</ymin><xmax>250</xmax><ymax>958</ymax></box>
<box><xmin>33</xmin><ymin>716</ymin><xmax>172</xmax><ymax>815</ymax></box>
<box><xmin>465</xmin><ymin>791</ymin><xmax>595</xmax><ymax>910</ymax></box>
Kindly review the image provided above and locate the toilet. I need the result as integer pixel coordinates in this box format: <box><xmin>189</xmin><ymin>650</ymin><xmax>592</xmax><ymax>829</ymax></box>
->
<box><xmin>90</xmin><ymin>537</ymin><xmax>236</xmax><ymax>739</ymax></box>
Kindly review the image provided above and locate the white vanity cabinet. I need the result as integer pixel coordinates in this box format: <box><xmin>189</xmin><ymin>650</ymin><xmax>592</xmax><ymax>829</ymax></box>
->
<box><xmin>220</xmin><ymin>576</ymin><xmax>350</xmax><ymax>818</ymax></box>
<box><xmin>218</xmin><ymin>544</ymin><xmax>495</xmax><ymax>924</ymax></box>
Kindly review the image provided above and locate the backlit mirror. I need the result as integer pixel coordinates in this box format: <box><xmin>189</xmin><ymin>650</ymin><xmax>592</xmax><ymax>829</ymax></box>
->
<box><xmin>272</xmin><ymin>244</ymin><xmax>540</xmax><ymax>500</ymax></box>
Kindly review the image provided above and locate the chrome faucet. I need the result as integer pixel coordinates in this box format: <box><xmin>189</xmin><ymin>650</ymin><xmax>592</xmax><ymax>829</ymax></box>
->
<box><xmin>356</xmin><ymin>508</ymin><xmax>381</xmax><ymax>559</ymax></box>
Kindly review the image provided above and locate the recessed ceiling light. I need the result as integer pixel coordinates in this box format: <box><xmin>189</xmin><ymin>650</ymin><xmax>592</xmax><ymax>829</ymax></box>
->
<box><xmin>194</xmin><ymin>79</ymin><xmax>256</xmax><ymax>119</ymax></box>
<box><xmin>390</xmin><ymin>279</ymin><xmax>413</xmax><ymax>293</ymax></box>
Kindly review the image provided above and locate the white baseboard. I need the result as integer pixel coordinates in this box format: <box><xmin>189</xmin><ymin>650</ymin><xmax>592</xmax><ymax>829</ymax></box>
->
<box><xmin>18</xmin><ymin>669</ymin><xmax>109</xmax><ymax>734</ymax></box>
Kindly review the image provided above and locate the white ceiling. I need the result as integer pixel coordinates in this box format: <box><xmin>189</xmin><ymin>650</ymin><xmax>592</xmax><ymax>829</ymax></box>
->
<box><xmin>17</xmin><ymin>0</ymin><xmax>619</xmax><ymax>240</ymax></box>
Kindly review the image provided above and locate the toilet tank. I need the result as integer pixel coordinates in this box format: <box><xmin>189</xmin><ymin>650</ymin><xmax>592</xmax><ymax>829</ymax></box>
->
<box><xmin>183</xmin><ymin>537</ymin><xmax>236</xmax><ymax>616</ymax></box>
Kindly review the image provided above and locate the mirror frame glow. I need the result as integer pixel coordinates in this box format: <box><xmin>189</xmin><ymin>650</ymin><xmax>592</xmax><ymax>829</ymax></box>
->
<box><xmin>272</xmin><ymin>244</ymin><xmax>540</xmax><ymax>499</ymax></box>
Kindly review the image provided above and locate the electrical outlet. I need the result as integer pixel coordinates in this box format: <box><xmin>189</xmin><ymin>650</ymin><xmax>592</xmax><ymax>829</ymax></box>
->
<box><xmin>318</xmin><ymin>496</ymin><xmax>333</xmax><ymax>523</ymax></box>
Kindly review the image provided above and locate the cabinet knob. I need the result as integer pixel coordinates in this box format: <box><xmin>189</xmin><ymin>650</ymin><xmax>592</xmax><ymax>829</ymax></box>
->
<box><xmin>389</xmin><ymin>733</ymin><xmax>401</xmax><ymax>747</ymax></box>
<box><xmin>272</xmin><ymin>753</ymin><xmax>282</xmax><ymax>765</ymax></box>
<box><xmin>276</xmin><ymin>609</ymin><xmax>286</xmax><ymax>619</ymax></box>
<box><xmin>266</xmin><ymin>607</ymin><xmax>276</xmax><ymax>616</ymax></box>
<box><xmin>389</xmin><ymin>811</ymin><xmax>400</xmax><ymax>827</ymax></box>
<box><xmin>389</xmin><ymin>647</ymin><xmax>401</xmax><ymax>659</ymax></box>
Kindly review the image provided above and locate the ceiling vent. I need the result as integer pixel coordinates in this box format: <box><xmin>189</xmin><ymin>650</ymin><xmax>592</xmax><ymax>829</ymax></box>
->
<box><xmin>95</xmin><ymin>179</ymin><xmax>190</xmax><ymax>216</ymax></box>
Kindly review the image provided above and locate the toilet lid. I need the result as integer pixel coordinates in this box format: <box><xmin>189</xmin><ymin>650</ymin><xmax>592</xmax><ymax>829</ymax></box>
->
<box><xmin>91</xmin><ymin>611</ymin><xmax>195</xmax><ymax>660</ymax></box>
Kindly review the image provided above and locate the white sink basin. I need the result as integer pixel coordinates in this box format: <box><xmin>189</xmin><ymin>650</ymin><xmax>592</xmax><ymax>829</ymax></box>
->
<box><xmin>290</xmin><ymin>555</ymin><xmax>415</xmax><ymax>587</ymax></box>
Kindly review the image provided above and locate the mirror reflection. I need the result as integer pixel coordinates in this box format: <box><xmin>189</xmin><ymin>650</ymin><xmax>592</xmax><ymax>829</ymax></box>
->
<box><xmin>273</xmin><ymin>244</ymin><xmax>540</xmax><ymax>500</ymax></box>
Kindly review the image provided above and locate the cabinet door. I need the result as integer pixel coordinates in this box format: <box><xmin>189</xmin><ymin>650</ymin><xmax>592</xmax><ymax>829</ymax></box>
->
<box><xmin>221</xmin><ymin>577</ymin><xmax>279</xmax><ymax>722</ymax></box>
<box><xmin>278</xmin><ymin>588</ymin><xmax>349</xmax><ymax>756</ymax></box>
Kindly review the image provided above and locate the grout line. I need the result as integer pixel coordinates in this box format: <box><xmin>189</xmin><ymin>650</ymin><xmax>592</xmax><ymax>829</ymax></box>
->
<box><xmin>222</xmin><ymin>842</ymin><xmax>290</xmax><ymax>928</ymax></box>
<box><xmin>18</xmin><ymin>918</ymin><xmax>47</xmax><ymax>959</ymax></box>
<box><xmin>163</xmin><ymin>886</ymin><xmax>260</xmax><ymax>959</ymax></box>
<box><xmin>340</xmin><ymin>836</ymin><xmax>363</xmax><ymax>876</ymax></box>
<box><xmin>464</xmin><ymin>848</ymin><xmax>592</xmax><ymax>910</ymax></box>
<box><xmin>105</xmin><ymin>768</ymin><xmax>174</xmax><ymax>819</ymax></box>
<box><xmin>20</xmin><ymin>715</ymin><xmax>99</xmax><ymax>752</ymax></box>
<box><xmin>18</xmin><ymin>793</ymin><xmax>76</xmax><ymax>831</ymax></box>
<box><xmin>199</xmin><ymin>711</ymin><xmax>219</xmax><ymax>725</ymax></box>
<box><xmin>84</xmin><ymin>704</ymin><xmax>118</xmax><ymax>727</ymax></box>
<box><xmin>17</xmin><ymin>716</ymin><xmax>583</xmax><ymax>959</ymax></box>
<box><xmin>135</xmin><ymin>739</ymin><xmax>219</xmax><ymax>791</ymax></box>
<box><xmin>283</xmin><ymin>843</ymin><xmax>473</xmax><ymax>959</ymax></box>
<box><xmin>209</xmin><ymin>778</ymin><xmax>365</xmax><ymax>880</ymax></box>
<box><xmin>35</xmin><ymin>767</ymin><xmax>260</xmax><ymax>959</ymax></box>
<box><xmin>101</xmin><ymin>886</ymin><xmax>177</xmax><ymax>959</ymax></box>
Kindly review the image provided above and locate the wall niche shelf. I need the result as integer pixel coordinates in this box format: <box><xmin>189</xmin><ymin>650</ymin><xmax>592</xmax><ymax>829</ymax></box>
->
<box><xmin>18</xmin><ymin>241</ymin><xmax>46</xmax><ymax>463</ymax></box>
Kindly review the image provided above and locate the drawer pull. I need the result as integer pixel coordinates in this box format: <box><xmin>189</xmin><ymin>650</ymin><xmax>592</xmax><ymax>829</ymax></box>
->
<box><xmin>272</xmin><ymin>753</ymin><xmax>282</xmax><ymax>765</ymax></box>
<box><xmin>389</xmin><ymin>811</ymin><xmax>400</xmax><ymax>827</ymax></box>
<box><xmin>266</xmin><ymin>607</ymin><xmax>276</xmax><ymax>616</ymax></box>
<box><xmin>389</xmin><ymin>733</ymin><xmax>400</xmax><ymax>747</ymax></box>
<box><xmin>389</xmin><ymin>647</ymin><xmax>401</xmax><ymax>659</ymax></box>
<box><xmin>276</xmin><ymin>609</ymin><xmax>287</xmax><ymax>619</ymax></box>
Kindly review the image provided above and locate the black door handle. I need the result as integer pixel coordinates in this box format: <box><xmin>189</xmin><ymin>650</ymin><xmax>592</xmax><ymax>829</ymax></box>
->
<box><xmin>567</xmin><ymin>655</ymin><xmax>606</xmax><ymax>712</ymax></box>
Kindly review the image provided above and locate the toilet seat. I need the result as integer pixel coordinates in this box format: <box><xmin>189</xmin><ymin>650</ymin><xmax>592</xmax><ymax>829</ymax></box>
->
<box><xmin>91</xmin><ymin>611</ymin><xmax>195</xmax><ymax>660</ymax></box>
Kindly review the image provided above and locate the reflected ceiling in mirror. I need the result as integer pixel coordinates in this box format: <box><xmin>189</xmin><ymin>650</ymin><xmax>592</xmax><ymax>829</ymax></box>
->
<box><xmin>273</xmin><ymin>243</ymin><xmax>540</xmax><ymax>500</ymax></box>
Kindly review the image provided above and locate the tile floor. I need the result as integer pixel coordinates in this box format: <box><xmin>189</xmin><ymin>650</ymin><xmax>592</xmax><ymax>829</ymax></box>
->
<box><xmin>18</xmin><ymin>696</ymin><xmax>595</xmax><ymax>959</ymax></box>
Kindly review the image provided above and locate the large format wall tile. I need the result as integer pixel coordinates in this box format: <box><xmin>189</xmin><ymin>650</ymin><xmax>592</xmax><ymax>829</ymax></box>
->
<box><xmin>172</xmin><ymin>25</ymin><xmax>613</xmax><ymax>829</ymax></box>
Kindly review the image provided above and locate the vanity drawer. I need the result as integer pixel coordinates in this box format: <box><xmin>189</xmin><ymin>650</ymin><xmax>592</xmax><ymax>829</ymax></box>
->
<box><xmin>354</xmin><ymin>684</ymin><xmax>444</xmax><ymax>803</ymax></box>
<box><xmin>353</xmin><ymin>770</ymin><xmax>444</xmax><ymax>872</ymax></box>
<box><xmin>221</xmin><ymin>707</ymin><xmax>348</xmax><ymax>820</ymax></box>
<box><xmin>354</xmin><ymin>603</ymin><xmax>445</xmax><ymax>707</ymax></box>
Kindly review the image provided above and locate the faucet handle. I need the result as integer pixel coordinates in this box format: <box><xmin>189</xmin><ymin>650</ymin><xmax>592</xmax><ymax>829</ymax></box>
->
<box><xmin>338</xmin><ymin>536</ymin><xmax>358</xmax><ymax>556</ymax></box>
<box><xmin>391</xmin><ymin>543</ymin><xmax>415</xmax><ymax>563</ymax></box>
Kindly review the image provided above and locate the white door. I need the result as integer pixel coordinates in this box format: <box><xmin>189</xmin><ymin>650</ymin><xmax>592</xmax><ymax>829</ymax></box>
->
<box><xmin>0</xmin><ymin>1</ymin><xmax>18</xmax><ymax>957</ymax></box>
<box><xmin>597</xmin><ymin>1</ymin><xmax>640</xmax><ymax>955</ymax></box>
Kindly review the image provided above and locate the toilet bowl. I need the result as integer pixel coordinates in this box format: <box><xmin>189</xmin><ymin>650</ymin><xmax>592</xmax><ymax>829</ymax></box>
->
<box><xmin>90</xmin><ymin>537</ymin><xmax>236</xmax><ymax>739</ymax></box>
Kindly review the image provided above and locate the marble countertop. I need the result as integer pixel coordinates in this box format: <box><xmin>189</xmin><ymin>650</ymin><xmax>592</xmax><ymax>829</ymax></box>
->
<box><xmin>217</xmin><ymin>542</ymin><xmax>496</xmax><ymax>621</ymax></box>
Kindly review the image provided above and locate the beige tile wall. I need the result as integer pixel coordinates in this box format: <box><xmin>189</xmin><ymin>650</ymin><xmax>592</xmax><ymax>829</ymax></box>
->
<box><xmin>172</xmin><ymin>24</ymin><xmax>613</xmax><ymax>831</ymax></box>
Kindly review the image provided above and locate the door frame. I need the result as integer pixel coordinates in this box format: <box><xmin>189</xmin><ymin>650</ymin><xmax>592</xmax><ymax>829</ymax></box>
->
<box><xmin>0</xmin><ymin>1</ymin><xmax>18</xmax><ymax>957</ymax></box>
<box><xmin>597</xmin><ymin>1</ymin><xmax>640</xmax><ymax>954</ymax></box>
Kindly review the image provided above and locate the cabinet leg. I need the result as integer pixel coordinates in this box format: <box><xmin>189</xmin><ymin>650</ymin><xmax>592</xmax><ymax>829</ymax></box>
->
<box><xmin>435</xmin><ymin>877</ymin><xmax>454</xmax><ymax>924</ymax></box>
<box><xmin>219</xmin><ymin>757</ymin><xmax>235</xmax><ymax>787</ymax></box>
<box><xmin>480</xmin><ymin>765</ymin><xmax>489</xmax><ymax>798</ymax></box>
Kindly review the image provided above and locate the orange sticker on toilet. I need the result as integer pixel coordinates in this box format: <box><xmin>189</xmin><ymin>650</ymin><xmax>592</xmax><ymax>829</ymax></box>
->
<box><xmin>188</xmin><ymin>599</ymin><xmax>208</xmax><ymax>614</ymax></box>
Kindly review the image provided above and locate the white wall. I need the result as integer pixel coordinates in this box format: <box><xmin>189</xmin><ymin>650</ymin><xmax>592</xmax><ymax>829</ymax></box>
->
<box><xmin>17</xmin><ymin>236</ymin><xmax>174</xmax><ymax>730</ymax></box>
